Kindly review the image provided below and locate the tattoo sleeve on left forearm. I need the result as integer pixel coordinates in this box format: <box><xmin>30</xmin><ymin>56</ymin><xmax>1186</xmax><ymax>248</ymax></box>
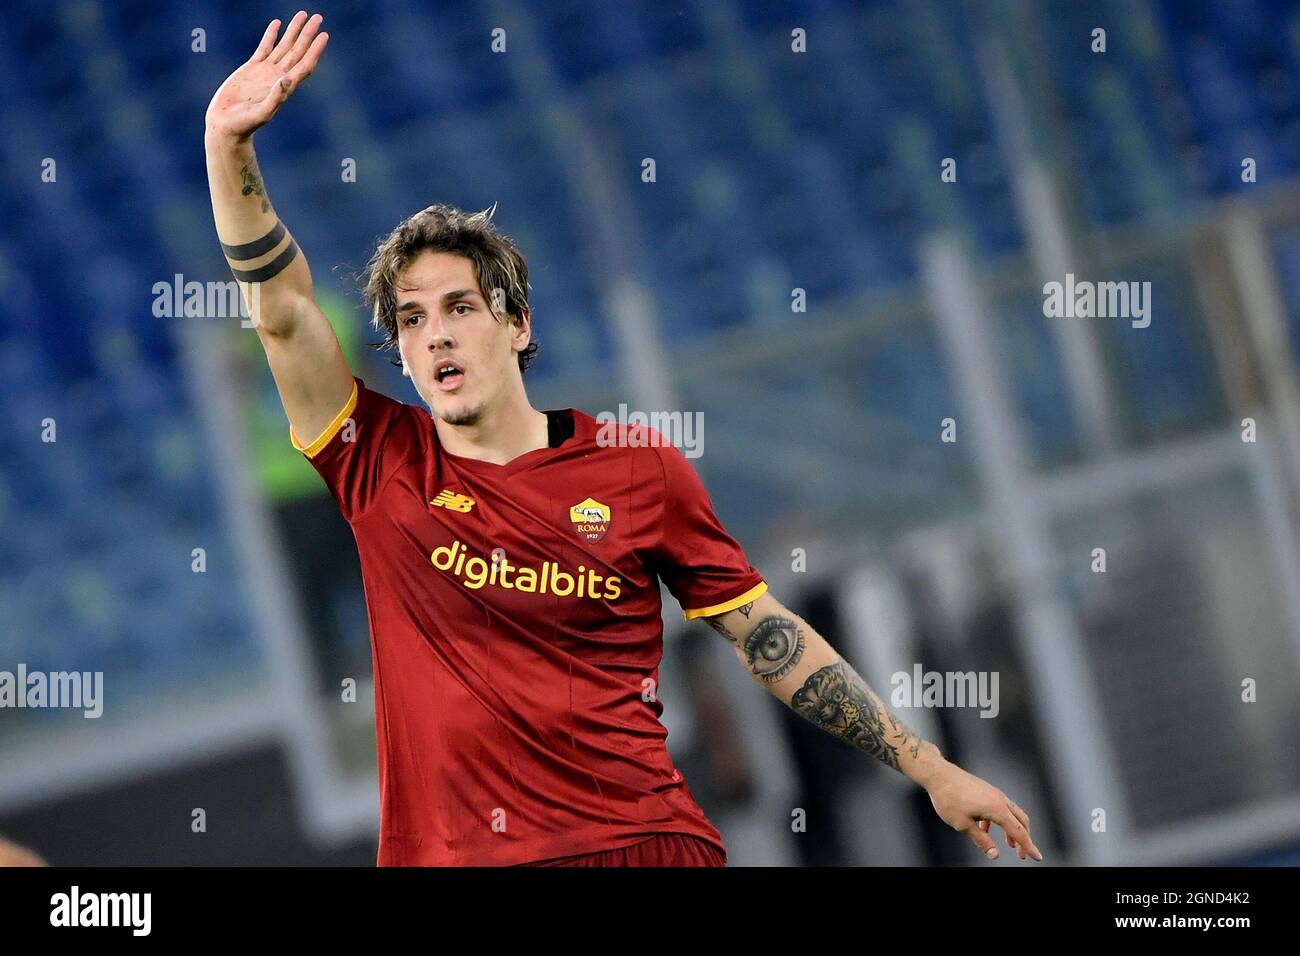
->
<box><xmin>790</xmin><ymin>660</ymin><xmax>926</xmax><ymax>772</ymax></box>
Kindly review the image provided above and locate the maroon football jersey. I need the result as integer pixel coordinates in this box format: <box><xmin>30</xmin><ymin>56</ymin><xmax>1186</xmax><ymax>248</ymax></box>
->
<box><xmin>292</xmin><ymin>378</ymin><xmax>766</xmax><ymax>865</ymax></box>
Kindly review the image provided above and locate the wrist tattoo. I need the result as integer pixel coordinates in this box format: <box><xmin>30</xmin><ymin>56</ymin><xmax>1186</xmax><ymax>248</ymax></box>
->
<box><xmin>889</xmin><ymin>711</ymin><xmax>926</xmax><ymax>761</ymax></box>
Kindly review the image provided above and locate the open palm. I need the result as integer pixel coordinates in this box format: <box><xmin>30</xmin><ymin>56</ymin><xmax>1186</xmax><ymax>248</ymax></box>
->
<box><xmin>206</xmin><ymin>11</ymin><xmax>329</xmax><ymax>141</ymax></box>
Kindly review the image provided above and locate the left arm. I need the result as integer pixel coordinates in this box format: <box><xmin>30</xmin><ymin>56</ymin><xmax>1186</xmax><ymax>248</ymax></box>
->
<box><xmin>703</xmin><ymin>591</ymin><xmax>1043</xmax><ymax>862</ymax></box>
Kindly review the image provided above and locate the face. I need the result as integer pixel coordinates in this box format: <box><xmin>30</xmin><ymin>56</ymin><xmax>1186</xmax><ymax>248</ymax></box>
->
<box><xmin>394</xmin><ymin>250</ymin><xmax>531</xmax><ymax>426</ymax></box>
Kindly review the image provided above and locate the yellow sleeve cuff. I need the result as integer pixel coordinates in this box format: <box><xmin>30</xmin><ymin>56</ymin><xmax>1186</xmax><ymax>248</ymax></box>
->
<box><xmin>682</xmin><ymin>580</ymin><xmax>768</xmax><ymax>620</ymax></box>
<box><xmin>290</xmin><ymin>380</ymin><xmax>359</xmax><ymax>459</ymax></box>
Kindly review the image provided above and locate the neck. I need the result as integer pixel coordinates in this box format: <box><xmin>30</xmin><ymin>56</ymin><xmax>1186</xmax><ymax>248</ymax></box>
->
<box><xmin>433</xmin><ymin>381</ymin><xmax>548</xmax><ymax>465</ymax></box>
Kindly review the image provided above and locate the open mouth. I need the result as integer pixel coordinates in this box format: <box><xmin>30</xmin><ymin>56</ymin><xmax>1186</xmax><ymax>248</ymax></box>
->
<box><xmin>434</xmin><ymin>361</ymin><xmax>465</xmax><ymax>392</ymax></box>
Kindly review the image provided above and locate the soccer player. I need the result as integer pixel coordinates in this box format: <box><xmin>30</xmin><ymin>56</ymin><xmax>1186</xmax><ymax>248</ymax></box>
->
<box><xmin>205</xmin><ymin>12</ymin><xmax>1043</xmax><ymax>867</ymax></box>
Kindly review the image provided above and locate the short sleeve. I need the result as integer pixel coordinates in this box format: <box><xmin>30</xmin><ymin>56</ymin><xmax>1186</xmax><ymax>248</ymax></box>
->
<box><xmin>289</xmin><ymin>377</ymin><xmax>409</xmax><ymax>521</ymax></box>
<box><xmin>651</xmin><ymin>442</ymin><xmax>767</xmax><ymax>620</ymax></box>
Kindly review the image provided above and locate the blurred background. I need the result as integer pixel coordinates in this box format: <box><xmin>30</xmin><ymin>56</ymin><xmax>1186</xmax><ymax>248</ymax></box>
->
<box><xmin>3</xmin><ymin>0</ymin><xmax>1300</xmax><ymax>866</ymax></box>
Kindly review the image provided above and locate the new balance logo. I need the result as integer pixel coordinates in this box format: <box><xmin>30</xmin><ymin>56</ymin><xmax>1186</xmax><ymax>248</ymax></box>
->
<box><xmin>430</xmin><ymin>490</ymin><xmax>475</xmax><ymax>513</ymax></box>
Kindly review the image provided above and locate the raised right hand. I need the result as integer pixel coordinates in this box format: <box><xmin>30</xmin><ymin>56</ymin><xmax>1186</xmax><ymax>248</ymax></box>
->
<box><xmin>205</xmin><ymin>11</ymin><xmax>329</xmax><ymax>142</ymax></box>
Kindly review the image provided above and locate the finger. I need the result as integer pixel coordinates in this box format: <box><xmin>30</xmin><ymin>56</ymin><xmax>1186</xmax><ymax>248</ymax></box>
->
<box><xmin>1007</xmin><ymin>804</ymin><xmax>1031</xmax><ymax>858</ymax></box>
<box><xmin>994</xmin><ymin>816</ymin><xmax>1018</xmax><ymax>851</ymax></box>
<box><xmin>270</xmin><ymin>10</ymin><xmax>309</xmax><ymax>62</ymax></box>
<box><xmin>256</xmin><ymin>75</ymin><xmax>293</xmax><ymax>118</ymax></box>
<box><xmin>251</xmin><ymin>19</ymin><xmax>281</xmax><ymax>61</ymax></box>
<box><xmin>282</xmin><ymin>12</ymin><xmax>323</xmax><ymax>71</ymax></box>
<box><xmin>966</xmin><ymin>819</ymin><xmax>1000</xmax><ymax>860</ymax></box>
<box><xmin>989</xmin><ymin>807</ymin><xmax>1031</xmax><ymax>851</ymax></box>
<box><xmin>980</xmin><ymin>816</ymin><xmax>1019</xmax><ymax>857</ymax></box>
<box><xmin>979</xmin><ymin>809</ymin><xmax>1023</xmax><ymax>855</ymax></box>
<box><xmin>286</xmin><ymin>30</ymin><xmax>328</xmax><ymax>83</ymax></box>
<box><xmin>990</xmin><ymin>807</ymin><xmax>1041</xmax><ymax>861</ymax></box>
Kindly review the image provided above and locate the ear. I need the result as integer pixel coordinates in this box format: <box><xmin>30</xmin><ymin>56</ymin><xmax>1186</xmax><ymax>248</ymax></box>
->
<box><xmin>511</xmin><ymin>307</ymin><xmax>532</xmax><ymax>352</ymax></box>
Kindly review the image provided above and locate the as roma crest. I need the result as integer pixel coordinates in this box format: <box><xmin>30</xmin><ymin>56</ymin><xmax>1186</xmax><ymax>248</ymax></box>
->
<box><xmin>569</xmin><ymin>497</ymin><xmax>611</xmax><ymax>543</ymax></box>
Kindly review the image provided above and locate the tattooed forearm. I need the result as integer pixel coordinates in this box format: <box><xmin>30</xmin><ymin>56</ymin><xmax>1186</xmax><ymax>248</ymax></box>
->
<box><xmin>888</xmin><ymin>710</ymin><xmax>926</xmax><ymax>761</ymax></box>
<box><xmin>240</xmin><ymin>160</ymin><xmax>270</xmax><ymax>213</ymax></box>
<box><xmin>220</xmin><ymin>219</ymin><xmax>301</xmax><ymax>282</ymax></box>
<box><xmin>742</xmin><ymin>616</ymin><xmax>804</xmax><ymax>682</ymax></box>
<box><xmin>790</xmin><ymin>660</ymin><xmax>926</xmax><ymax>772</ymax></box>
<box><xmin>713</xmin><ymin>594</ymin><xmax>934</xmax><ymax>776</ymax></box>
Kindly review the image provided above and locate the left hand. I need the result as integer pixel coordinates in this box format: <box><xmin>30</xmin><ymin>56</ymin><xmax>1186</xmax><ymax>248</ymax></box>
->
<box><xmin>0</xmin><ymin>835</ymin><xmax>46</xmax><ymax>867</ymax></box>
<box><xmin>925</xmin><ymin>761</ymin><xmax>1043</xmax><ymax>862</ymax></box>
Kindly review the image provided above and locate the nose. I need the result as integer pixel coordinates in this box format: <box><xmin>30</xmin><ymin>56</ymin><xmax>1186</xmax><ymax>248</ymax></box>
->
<box><xmin>426</xmin><ymin>327</ymin><xmax>454</xmax><ymax>351</ymax></box>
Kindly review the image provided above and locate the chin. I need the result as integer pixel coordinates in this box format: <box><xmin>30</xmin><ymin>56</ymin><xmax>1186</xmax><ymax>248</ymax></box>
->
<box><xmin>437</xmin><ymin>397</ymin><xmax>483</xmax><ymax>427</ymax></box>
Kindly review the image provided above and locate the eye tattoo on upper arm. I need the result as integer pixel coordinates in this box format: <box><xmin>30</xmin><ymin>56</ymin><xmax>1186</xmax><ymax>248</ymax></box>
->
<box><xmin>742</xmin><ymin>616</ymin><xmax>804</xmax><ymax>683</ymax></box>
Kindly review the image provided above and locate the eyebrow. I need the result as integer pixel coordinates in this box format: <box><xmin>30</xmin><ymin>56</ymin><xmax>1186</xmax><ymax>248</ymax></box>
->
<box><xmin>395</xmin><ymin>289</ymin><xmax>482</xmax><ymax>314</ymax></box>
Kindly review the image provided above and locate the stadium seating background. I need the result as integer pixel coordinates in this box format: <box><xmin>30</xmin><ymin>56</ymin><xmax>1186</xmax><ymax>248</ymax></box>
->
<box><xmin>3</xmin><ymin>0</ymin><xmax>1300</xmax><ymax>866</ymax></box>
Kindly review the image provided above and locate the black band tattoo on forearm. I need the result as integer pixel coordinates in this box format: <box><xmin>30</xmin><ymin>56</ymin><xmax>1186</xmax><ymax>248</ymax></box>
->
<box><xmin>742</xmin><ymin>615</ymin><xmax>804</xmax><ymax>682</ymax></box>
<box><xmin>240</xmin><ymin>160</ymin><xmax>270</xmax><ymax>213</ymax></box>
<box><xmin>790</xmin><ymin>661</ymin><xmax>927</xmax><ymax>771</ymax></box>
